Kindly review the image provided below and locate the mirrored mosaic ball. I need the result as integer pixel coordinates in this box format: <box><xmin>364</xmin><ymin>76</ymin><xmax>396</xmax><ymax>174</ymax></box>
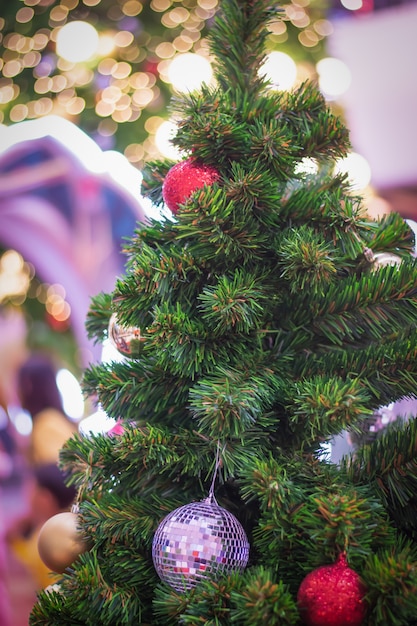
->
<box><xmin>152</xmin><ymin>498</ymin><xmax>250</xmax><ymax>591</ymax></box>
<box><xmin>108</xmin><ymin>312</ymin><xmax>142</xmax><ymax>357</ymax></box>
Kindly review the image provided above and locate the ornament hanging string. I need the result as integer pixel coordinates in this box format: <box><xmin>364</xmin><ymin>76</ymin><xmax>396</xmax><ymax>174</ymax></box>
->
<box><xmin>207</xmin><ymin>440</ymin><xmax>226</xmax><ymax>504</ymax></box>
<box><xmin>349</xmin><ymin>227</ymin><xmax>375</xmax><ymax>262</ymax></box>
<box><xmin>152</xmin><ymin>435</ymin><xmax>250</xmax><ymax>591</ymax></box>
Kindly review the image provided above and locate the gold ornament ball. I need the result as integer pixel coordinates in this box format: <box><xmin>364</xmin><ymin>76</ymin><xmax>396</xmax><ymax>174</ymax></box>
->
<box><xmin>37</xmin><ymin>511</ymin><xmax>90</xmax><ymax>573</ymax></box>
<box><xmin>108</xmin><ymin>312</ymin><xmax>143</xmax><ymax>357</ymax></box>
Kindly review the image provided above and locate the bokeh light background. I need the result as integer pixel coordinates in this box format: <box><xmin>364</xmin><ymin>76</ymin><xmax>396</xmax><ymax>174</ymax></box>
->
<box><xmin>0</xmin><ymin>0</ymin><xmax>335</xmax><ymax>168</ymax></box>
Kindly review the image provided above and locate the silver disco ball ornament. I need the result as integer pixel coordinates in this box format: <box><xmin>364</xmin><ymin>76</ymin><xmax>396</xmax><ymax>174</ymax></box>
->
<box><xmin>108</xmin><ymin>312</ymin><xmax>143</xmax><ymax>357</ymax></box>
<box><xmin>152</xmin><ymin>496</ymin><xmax>250</xmax><ymax>592</ymax></box>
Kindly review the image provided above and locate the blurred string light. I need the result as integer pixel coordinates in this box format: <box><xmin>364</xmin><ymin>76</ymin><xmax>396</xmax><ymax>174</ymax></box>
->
<box><xmin>0</xmin><ymin>248</ymin><xmax>72</xmax><ymax>327</ymax></box>
<box><xmin>56</xmin><ymin>367</ymin><xmax>85</xmax><ymax>420</ymax></box>
<box><xmin>10</xmin><ymin>368</ymin><xmax>85</xmax><ymax>437</ymax></box>
<box><xmin>261</xmin><ymin>51</ymin><xmax>297</xmax><ymax>90</ymax></box>
<box><xmin>0</xmin><ymin>249</ymin><xmax>33</xmax><ymax>304</ymax></box>
<box><xmin>316</xmin><ymin>57</ymin><xmax>351</xmax><ymax>99</ymax></box>
<box><xmin>166</xmin><ymin>52</ymin><xmax>213</xmax><ymax>92</ymax></box>
<box><xmin>335</xmin><ymin>152</ymin><xmax>372</xmax><ymax>191</ymax></box>
<box><xmin>295</xmin><ymin>157</ymin><xmax>319</xmax><ymax>176</ymax></box>
<box><xmin>340</xmin><ymin>0</ymin><xmax>364</xmax><ymax>10</ymax></box>
<box><xmin>154</xmin><ymin>119</ymin><xmax>182</xmax><ymax>160</ymax></box>
<box><xmin>56</xmin><ymin>21</ymin><xmax>100</xmax><ymax>63</ymax></box>
<box><xmin>78</xmin><ymin>336</ymin><xmax>121</xmax><ymax>435</ymax></box>
<box><xmin>78</xmin><ymin>406</ymin><xmax>116</xmax><ymax>436</ymax></box>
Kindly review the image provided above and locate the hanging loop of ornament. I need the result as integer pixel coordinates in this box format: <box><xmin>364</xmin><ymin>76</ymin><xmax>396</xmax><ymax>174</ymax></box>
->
<box><xmin>208</xmin><ymin>439</ymin><xmax>226</xmax><ymax>501</ymax></box>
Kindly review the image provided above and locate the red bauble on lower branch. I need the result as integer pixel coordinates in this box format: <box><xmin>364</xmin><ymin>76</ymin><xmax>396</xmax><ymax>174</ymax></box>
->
<box><xmin>297</xmin><ymin>553</ymin><xmax>368</xmax><ymax>626</ymax></box>
<box><xmin>162</xmin><ymin>157</ymin><xmax>220</xmax><ymax>213</ymax></box>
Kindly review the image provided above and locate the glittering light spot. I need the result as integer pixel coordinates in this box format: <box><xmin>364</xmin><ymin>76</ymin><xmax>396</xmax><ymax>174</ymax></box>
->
<box><xmin>98</xmin><ymin>118</ymin><xmax>118</xmax><ymax>136</ymax></box>
<box><xmin>129</xmin><ymin>72</ymin><xmax>151</xmax><ymax>89</ymax></box>
<box><xmin>287</xmin><ymin>6</ymin><xmax>310</xmax><ymax>28</ymax></box>
<box><xmin>112</xmin><ymin>62</ymin><xmax>132</xmax><ymax>79</ymax></box>
<box><xmin>5</xmin><ymin>33</ymin><xmax>25</xmax><ymax>51</ymax></box>
<box><xmin>33</xmin><ymin>32</ymin><xmax>50</xmax><ymax>51</ymax></box>
<box><xmin>49</xmin><ymin>5</ymin><xmax>69</xmax><ymax>24</ymax></box>
<box><xmin>167</xmin><ymin>53</ymin><xmax>213</xmax><ymax>92</ymax></box>
<box><xmin>132</xmin><ymin>87</ymin><xmax>154</xmax><ymax>107</ymax></box>
<box><xmin>260</xmin><ymin>51</ymin><xmax>297</xmax><ymax>90</ymax></box>
<box><xmin>0</xmin><ymin>84</ymin><xmax>19</xmax><ymax>104</ymax></box>
<box><xmin>3</xmin><ymin>60</ymin><xmax>23</xmax><ymax>78</ymax></box>
<box><xmin>16</xmin><ymin>36</ymin><xmax>34</xmax><ymax>54</ymax></box>
<box><xmin>56</xmin><ymin>369</ymin><xmax>84</xmax><ymax>421</ymax></box>
<box><xmin>96</xmin><ymin>100</ymin><xmax>115</xmax><ymax>117</ymax></box>
<box><xmin>298</xmin><ymin>29</ymin><xmax>319</xmax><ymax>48</ymax></box>
<box><xmin>34</xmin><ymin>98</ymin><xmax>54</xmax><ymax>116</ymax></box>
<box><xmin>56</xmin><ymin>21</ymin><xmax>99</xmax><ymax>63</ymax></box>
<box><xmin>169</xmin><ymin>7</ymin><xmax>190</xmax><ymax>24</ymax></box>
<box><xmin>155</xmin><ymin>120</ymin><xmax>183</xmax><ymax>160</ymax></box>
<box><xmin>198</xmin><ymin>0</ymin><xmax>218</xmax><ymax>8</ymax></box>
<box><xmin>112</xmin><ymin>108</ymin><xmax>133</xmax><ymax>122</ymax></box>
<box><xmin>314</xmin><ymin>19</ymin><xmax>333</xmax><ymax>37</ymax></box>
<box><xmin>114</xmin><ymin>31</ymin><xmax>135</xmax><ymax>48</ymax></box>
<box><xmin>295</xmin><ymin>158</ymin><xmax>318</xmax><ymax>176</ymax></box>
<box><xmin>23</xmin><ymin>51</ymin><xmax>41</xmax><ymax>68</ymax></box>
<box><xmin>144</xmin><ymin>115</ymin><xmax>163</xmax><ymax>134</ymax></box>
<box><xmin>124</xmin><ymin>142</ymin><xmax>145</xmax><ymax>164</ymax></box>
<box><xmin>122</xmin><ymin>0</ymin><xmax>143</xmax><ymax>16</ymax></box>
<box><xmin>0</xmin><ymin>250</ymin><xmax>31</xmax><ymax>303</ymax></box>
<box><xmin>173</xmin><ymin>35</ymin><xmax>194</xmax><ymax>52</ymax></box>
<box><xmin>335</xmin><ymin>152</ymin><xmax>372</xmax><ymax>191</ymax></box>
<box><xmin>316</xmin><ymin>57</ymin><xmax>351</xmax><ymax>99</ymax></box>
<box><xmin>341</xmin><ymin>0</ymin><xmax>363</xmax><ymax>9</ymax></box>
<box><xmin>151</xmin><ymin>0</ymin><xmax>171</xmax><ymax>12</ymax></box>
<box><xmin>98</xmin><ymin>58</ymin><xmax>117</xmax><ymax>75</ymax></box>
<box><xmin>16</xmin><ymin>7</ymin><xmax>35</xmax><ymax>23</ymax></box>
<box><xmin>156</xmin><ymin>42</ymin><xmax>176</xmax><ymax>59</ymax></box>
<box><xmin>115</xmin><ymin>94</ymin><xmax>131</xmax><ymax>110</ymax></box>
<box><xmin>50</xmin><ymin>74</ymin><xmax>67</xmax><ymax>92</ymax></box>
<box><xmin>268</xmin><ymin>19</ymin><xmax>287</xmax><ymax>36</ymax></box>
<box><xmin>63</xmin><ymin>0</ymin><xmax>79</xmax><ymax>10</ymax></box>
<box><xmin>10</xmin><ymin>103</ymin><xmax>29</xmax><ymax>123</ymax></box>
<box><xmin>98</xmin><ymin>34</ymin><xmax>117</xmax><ymax>57</ymax></box>
<box><xmin>65</xmin><ymin>97</ymin><xmax>86</xmax><ymax>115</ymax></box>
<box><xmin>102</xmin><ymin>85</ymin><xmax>123</xmax><ymax>103</ymax></box>
<box><xmin>10</xmin><ymin>104</ymin><xmax>28</xmax><ymax>122</ymax></box>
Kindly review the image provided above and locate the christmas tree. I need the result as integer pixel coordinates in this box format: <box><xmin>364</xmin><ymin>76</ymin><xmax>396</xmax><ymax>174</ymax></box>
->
<box><xmin>31</xmin><ymin>1</ymin><xmax>417</xmax><ymax>624</ymax></box>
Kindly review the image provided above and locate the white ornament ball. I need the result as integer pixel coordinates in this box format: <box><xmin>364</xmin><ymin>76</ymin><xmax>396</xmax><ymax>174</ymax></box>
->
<box><xmin>371</xmin><ymin>251</ymin><xmax>402</xmax><ymax>271</ymax></box>
<box><xmin>152</xmin><ymin>497</ymin><xmax>250</xmax><ymax>592</ymax></box>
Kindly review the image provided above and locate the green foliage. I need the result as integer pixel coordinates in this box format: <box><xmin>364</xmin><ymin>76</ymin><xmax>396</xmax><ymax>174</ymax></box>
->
<box><xmin>33</xmin><ymin>0</ymin><xmax>417</xmax><ymax>624</ymax></box>
<box><xmin>345</xmin><ymin>418</ymin><xmax>417</xmax><ymax>538</ymax></box>
<box><xmin>230</xmin><ymin>567</ymin><xmax>300</xmax><ymax>625</ymax></box>
<box><xmin>362</xmin><ymin>541</ymin><xmax>417</xmax><ymax>626</ymax></box>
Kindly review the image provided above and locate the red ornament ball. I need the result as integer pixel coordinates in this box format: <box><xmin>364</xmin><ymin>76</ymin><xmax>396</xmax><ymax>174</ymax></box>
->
<box><xmin>162</xmin><ymin>158</ymin><xmax>220</xmax><ymax>213</ymax></box>
<box><xmin>297</xmin><ymin>553</ymin><xmax>367</xmax><ymax>626</ymax></box>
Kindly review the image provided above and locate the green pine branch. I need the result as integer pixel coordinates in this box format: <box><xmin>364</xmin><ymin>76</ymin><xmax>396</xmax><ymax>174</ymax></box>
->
<box><xmin>345</xmin><ymin>418</ymin><xmax>417</xmax><ymax>537</ymax></box>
